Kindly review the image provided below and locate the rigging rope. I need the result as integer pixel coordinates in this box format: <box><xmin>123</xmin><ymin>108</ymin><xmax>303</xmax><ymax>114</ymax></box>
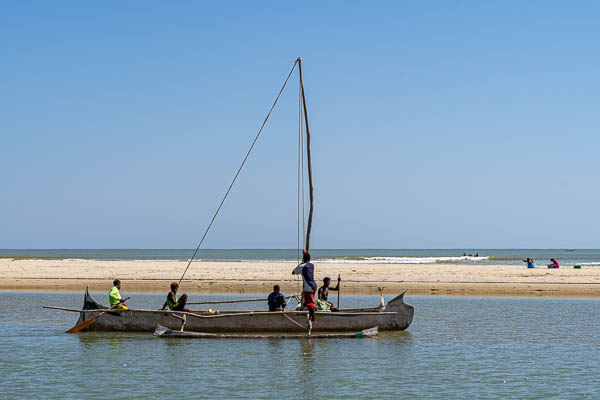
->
<box><xmin>299</xmin><ymin>83</ymin><xmax>307</xmax><ymax>296</ymax></box>
<box><xmin>297</xmin><ymin>58</ymin><xmax>314</xmax><ymax>252</ymax></box>
<box><xmin>300</xmin><ymin>92</ymin><xmax>306</xmax><ymax>249</ymax></box>
<box><xmin>297</xmin><ymin>79</ymin><xmax>302</xmax><ymax>264</ymax></box>
<box><xmin>296</xmin><ymin>77</ymin><xmax>306</xmax><ymax>295</ymax></box>
<box><xmin>178</xmin><ymin>59</ymin><xmax>299</xmax><ymax>284</ymax></box>
<box><xmin>297</xmin><ymin>76</ymin><xmax>307</xmax><ymax>259</ymax></box>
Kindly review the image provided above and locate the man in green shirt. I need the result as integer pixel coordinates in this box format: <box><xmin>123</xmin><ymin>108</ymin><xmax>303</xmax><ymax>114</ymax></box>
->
<box><xmin>109</xmin><ymin>279</ymin><xmax>128</xmax><ymax>309</ymax></box>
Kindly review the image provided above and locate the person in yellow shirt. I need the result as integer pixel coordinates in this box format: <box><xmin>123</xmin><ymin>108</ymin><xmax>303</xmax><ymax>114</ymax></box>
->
<box><xmin>109</xmin><ymin>279</ymin><xmax>128</xmax><ymax>309</ymax></box>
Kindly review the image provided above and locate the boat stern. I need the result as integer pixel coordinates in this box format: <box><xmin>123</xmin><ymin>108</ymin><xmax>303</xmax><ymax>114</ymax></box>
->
<box><xmin>383</xmin><ymin>291</ymin><xmax>414</xmax><ymax>330</ymax></box>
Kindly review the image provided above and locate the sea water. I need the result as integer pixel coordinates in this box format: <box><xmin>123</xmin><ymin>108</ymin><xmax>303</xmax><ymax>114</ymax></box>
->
<box><xmin>0</xmin><ymin>292</ymin><xmax>599</xmax><ymax>399</ymax></box>
<box><xmin>1</xmin><ymin>248</ymin><xmax>600</xmax><ymax>265</ymax></box>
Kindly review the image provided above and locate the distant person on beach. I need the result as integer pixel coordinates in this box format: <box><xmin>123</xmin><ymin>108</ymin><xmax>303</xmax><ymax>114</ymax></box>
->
<box><xmin>475</xmin><ymin>252</ymin><xmax>479</xmax><ymax>257</ymax></box>
<box><xmin>267</xmin><ymin>285</ymin><xmax>287</xmax><ymax>311</ymax></box>
<box><xmin>292</xmin><ymin>251</ymin><xmax>317</xmax><ymax>324</ymax></box>
<box><xmin>317</xmin><ymin>276</ymin><xmax>340</xmax><ymax>312</ymax></box>
<box><xmin>162</xmin><ymin>282</ymin><xmax>190</xmax><ymax>311</ymax></box>
<box><xmin>109</xmin><ymin>279</ymin><xmax>128</xmax><ymax>309</ymax></box>
<box><xmin>548</xmin><ymin>259</ymin><xmax>560</xmax><ymax>269</ymax></box>
<box><xmin>523</xmin><ymin>258</ymin><xmax>535</xmax><ymax>268</ymax></box>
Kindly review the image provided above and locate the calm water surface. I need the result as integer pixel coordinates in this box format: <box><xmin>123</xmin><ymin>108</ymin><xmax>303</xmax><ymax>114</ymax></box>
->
<box><xmin>0</xmin><ymin>293</ymin><xmax>599</xmax><ymax>399</ymax></box>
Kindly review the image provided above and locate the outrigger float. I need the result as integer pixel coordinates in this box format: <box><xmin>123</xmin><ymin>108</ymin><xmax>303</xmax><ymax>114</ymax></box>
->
<box><xmin>154</xmin><ymin>325</ymin><xmax>379</xmax><ymax>339</ymax></box>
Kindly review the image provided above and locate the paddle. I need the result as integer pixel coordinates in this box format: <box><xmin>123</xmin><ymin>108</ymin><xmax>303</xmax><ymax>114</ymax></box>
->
<box><xmin>66</xmin><ymin>296</ymin><xmax>130</xmax><ymax>333</ymax></box>
<box><xmin>337</xmin><ymin>274</ymin><xmax>341</xmax><ymax>310</ymax></box>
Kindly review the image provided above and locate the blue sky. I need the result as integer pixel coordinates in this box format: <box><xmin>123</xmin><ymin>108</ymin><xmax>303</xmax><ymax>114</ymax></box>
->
<box><xmin>1</xmin><ymin>1</ymin><xmax>598</xmax><ymax>249</ymax></box>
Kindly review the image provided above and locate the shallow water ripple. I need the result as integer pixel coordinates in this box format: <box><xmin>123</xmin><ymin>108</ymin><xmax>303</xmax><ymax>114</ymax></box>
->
<box><xmin>0</xmin><ymin>293</ymin><xmax>599</xmax><ymax>399</ymax></box>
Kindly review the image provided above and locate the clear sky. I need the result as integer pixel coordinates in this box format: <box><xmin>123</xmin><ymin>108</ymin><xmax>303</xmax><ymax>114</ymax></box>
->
<box><xmin>1</xmin><ymin>1</ymin><xmax>598</xmax><ymax>249</ymax></box>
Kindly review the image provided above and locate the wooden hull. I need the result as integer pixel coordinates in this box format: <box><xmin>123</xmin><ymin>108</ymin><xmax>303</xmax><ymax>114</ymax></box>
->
<box><xmin>76</xmin><ymin>289</ymin><xmax>413</xmax><ymax>333</ymax></box>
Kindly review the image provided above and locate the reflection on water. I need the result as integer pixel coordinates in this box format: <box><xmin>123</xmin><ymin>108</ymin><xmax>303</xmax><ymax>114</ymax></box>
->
<box><xmin>1</xmin><ymin>292</ymin><xmax>600</xmax><ymax>399</ymax></box>
<box><xmin>300</xmin><ymin>339</ymin><xmax>315</xmax><ymax>365</ymax></box>
<box><xmin>109</xmin><ymin>335</ymin><xmax>125</xmax><ymax>352</ymax></box>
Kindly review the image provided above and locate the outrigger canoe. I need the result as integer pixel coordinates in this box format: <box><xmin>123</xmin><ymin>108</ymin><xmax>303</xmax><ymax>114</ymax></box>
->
<box><xmin>64</xmin><ymin>288</ymin><xmax>413</xmax><ymax>333</ymax></box>
<box><xmin>43</xmin><ymin>60</ymin><xmax>417</xmax><ymax>335</ymax></box>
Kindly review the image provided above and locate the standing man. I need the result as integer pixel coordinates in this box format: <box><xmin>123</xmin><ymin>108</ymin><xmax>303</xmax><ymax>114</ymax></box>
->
<box><xmin>318</xmin><ymin>276</ymin><xmax>341</xmax><ymax>311</ymax></box>
<box><xmin>109</xmin><ymin>279</ymin><xmax>128</xmax><ymax>309</ymax></box>
<box><xmin>292</xmin><ymin>251</ymin><xmax>317</xmax><ymax>326</ymax></box>
<box><xmin>162</xmin><ymin>282</ymin><xmax>190</xmax><ymax>311</ymax></box>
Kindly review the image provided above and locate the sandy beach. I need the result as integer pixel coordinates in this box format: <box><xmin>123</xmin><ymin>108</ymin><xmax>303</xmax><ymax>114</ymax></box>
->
<box><xmin>1</xmin><ymin>258</ymin><xmax>600</xmax><ymax>297</ymax></box>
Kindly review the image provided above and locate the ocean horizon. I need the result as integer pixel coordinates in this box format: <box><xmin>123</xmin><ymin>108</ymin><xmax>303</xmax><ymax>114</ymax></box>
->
<box><xmin>1</xmin><ymin>248</ymin><xmax>599</xmax><ymax>266</ymax></box>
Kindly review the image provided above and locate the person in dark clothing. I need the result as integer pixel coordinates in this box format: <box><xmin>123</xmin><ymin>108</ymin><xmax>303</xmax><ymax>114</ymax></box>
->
<box><xmin>267</xmin><ymin>285</ymin><xmax>287</xmax><ymax>311</ymax></box>
<box><xmin>162</xmin><ymin>282</ymin><xmax>190</xmax><ymax>311</ymax></box>
<box><xmin>318</xmin><ymin>276</ymin><xmax>340</xmax><ymax>311</ymax></box>
<box><xmin>292</xmin><ymin>251</ymin><xmax>317</xmax><ymax>324</ymax></box>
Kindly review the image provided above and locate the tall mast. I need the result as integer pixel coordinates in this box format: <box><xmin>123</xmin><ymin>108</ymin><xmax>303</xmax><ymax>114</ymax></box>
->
<box><xmin>297</xmin><ymin>57</ymin><xmax>314</xmax><ymax>253</ymax></box>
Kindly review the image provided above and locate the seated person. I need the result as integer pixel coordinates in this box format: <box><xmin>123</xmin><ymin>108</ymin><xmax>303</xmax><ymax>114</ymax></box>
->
<box><xmin>109</xmin><ymin>279</ymin><xmax>128</xmax><ymax>309</ymax></box>
<box><xmin>316</xmin><ymin>298</ymin><xmax>333</xmax><ymax>312</ymax></box>
<box><xmin>523</xmin><ymin>258</ymin><xmax>535</xmax><ymax>268</ymax></box>
<box><xmin>162</xmin><ymin>282</ymin><xmax>190</xmax><ymax>311</ymax></box>
<box><xmin>317</xmin><ymin>276</ymin><xmax>340</xmax><ymax>312</ymax></box>
<box><xmin>547</xmin><ymin>258</ymin><xmax>560</xmax><ymax>269</ymax></box>
<box><xmin>267</xmin><ymin>285</ymin><xmax>287</xmax><ymax>311</ymax></box>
